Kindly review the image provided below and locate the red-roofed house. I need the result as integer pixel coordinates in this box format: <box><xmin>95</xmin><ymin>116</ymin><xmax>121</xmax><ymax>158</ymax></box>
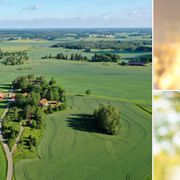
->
<box><xmin>0</xmin><ymin>92</ymin><xmax>4</xmax><ymax>99</ymax></box>
<box><xmin>38</xmin><ymin>98</ymin><xmax>47</xmax><ymax>105</ymax></box>
<box><xmin>11</xmin><ymin>94</ymin><xmax>16</xmax><ymax>99</ymax></box>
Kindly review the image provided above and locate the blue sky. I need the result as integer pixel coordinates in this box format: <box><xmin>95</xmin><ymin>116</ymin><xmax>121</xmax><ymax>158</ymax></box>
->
<box><xmin>0</xmin><ymin>0</ymin><xmax>152</xmax><ymax>28</ymax></box>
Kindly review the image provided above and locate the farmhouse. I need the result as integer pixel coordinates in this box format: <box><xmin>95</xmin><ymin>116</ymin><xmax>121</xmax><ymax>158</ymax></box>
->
<box><xmin>0</xmin><ymin>92</ymin><xmax>4</xmax><ymax>99</ymax></box>
<box><xmin>128</xmin><ymin>60</ymin><xmax>144</xmax><ymax>66</ymax></box>
<box><xmin>38</xmin><ymin>98</ymin><xmax>47</xmax><ymax>105</ymax></box>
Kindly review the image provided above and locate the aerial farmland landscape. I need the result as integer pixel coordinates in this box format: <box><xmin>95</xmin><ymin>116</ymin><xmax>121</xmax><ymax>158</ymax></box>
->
<box><xmin>0</xmin><ymin>1</ymin><xmax>152</xmax><ymax>180</ymax></box>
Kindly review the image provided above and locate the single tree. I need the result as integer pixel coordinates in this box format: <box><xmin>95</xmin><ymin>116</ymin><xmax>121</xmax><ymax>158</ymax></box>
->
<box><xmin>86</xmin><ymin>89</ymin><xmax>91</xmax><ymax>96</ymax></box>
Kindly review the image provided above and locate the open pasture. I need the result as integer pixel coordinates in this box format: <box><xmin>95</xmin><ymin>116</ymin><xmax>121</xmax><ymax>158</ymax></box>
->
<box><xmin>14</xmin><ymin>95</ymin><xmax>151</xmax><ymax>180</ymax></box>
<box><xmin>0</xmin><ymin>60</ymin><xmax>151</xmax><ymax>103</ymax></box>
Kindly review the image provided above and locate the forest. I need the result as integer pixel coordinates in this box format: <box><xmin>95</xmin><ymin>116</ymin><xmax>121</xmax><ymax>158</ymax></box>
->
<box><xmin>51</xmin><ymin>40</ymin><xmax>152</xmax><ymax>51</ymax></box>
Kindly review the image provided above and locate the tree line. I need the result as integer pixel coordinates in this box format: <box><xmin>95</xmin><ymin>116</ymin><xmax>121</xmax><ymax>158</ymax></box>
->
<box><xmin>51</xmin><ymin>40</ymin><xmax>152</xmax><ymax>51</ymax></box>
<box><xmin>42</xmin><ymin>52</ymin><xmax>121</xmax><ymax>62</ymax></box>
<box><xmin>0</xmin><ymin>49</ymin><xmax>29</xmax><ymax>65</ymax></box>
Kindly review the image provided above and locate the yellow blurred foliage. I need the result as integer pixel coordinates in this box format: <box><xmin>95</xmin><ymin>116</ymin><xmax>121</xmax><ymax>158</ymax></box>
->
<box><xmin>154</xmin><ymin>43</ymin><xmax>180</xmax><ymax>89</ymax></box>
<box><xmin>154</xmin><ymin>151</ymin><xmax>180</xmax><ymax>180</ymax></box>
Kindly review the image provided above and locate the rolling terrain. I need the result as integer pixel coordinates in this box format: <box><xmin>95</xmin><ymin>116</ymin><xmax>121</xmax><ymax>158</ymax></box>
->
<box><xmin>14</xmin><ymin>95</ymin><xmax>151</xmax><ymax>180</ymax></box>
<box><xmin>0</xmin><ymin>40</ymin><xmax>152</xmax><ymax>180</ymax></box>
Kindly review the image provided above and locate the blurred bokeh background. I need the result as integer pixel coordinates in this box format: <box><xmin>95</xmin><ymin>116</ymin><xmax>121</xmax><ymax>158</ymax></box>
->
<box><xmin>154</xmin><ymin>91</ymin><xmax>180</xmax><ymax>180</ymax></box>
<box><xmin>154</xmin><ymin>0</ymin><xmax>180</xmax><ymax>89</ymax></box>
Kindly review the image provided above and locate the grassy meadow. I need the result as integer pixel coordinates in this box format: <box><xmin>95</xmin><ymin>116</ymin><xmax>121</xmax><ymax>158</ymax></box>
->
<box><xmin>14</xmin><ymin>95</ymin><xmax>151</xmax><ymax>180</ymax></box>
<box><xmin>0</xmin><ymin>38</ymin><xmax>152</xmax><ymax>180</ymax></box>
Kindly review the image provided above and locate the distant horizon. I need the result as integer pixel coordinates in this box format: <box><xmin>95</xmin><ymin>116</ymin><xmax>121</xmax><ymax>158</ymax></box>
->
<box><xmin>0</xmin><ymin>27</ymin><xmax>152</xmax><ymax>29</ymax></box>
<box><xmin>0</xmin><ymin>0</ymin><xmax>152</xmax><ymax>28</ymax></box>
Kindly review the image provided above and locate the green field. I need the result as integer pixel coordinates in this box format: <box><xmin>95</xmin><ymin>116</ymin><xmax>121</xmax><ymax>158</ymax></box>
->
<box><xmin>0</xmin><ymin>42</ymin><xmax>151</xmax><ymax>179</ymax></box>
<box><xmin>14</xmin><ymin>95</ymin><xmax>151</xmax><ymax>180</ymax></box>
<box><xmin>0</xmin><ymin>100</ymin><xmax>8</xmax><ymax>180</ymax></box>
<box><xmin>0</xmin><ymin>59</ymin><xmax>151</xmax><ymax>103</ymax></box>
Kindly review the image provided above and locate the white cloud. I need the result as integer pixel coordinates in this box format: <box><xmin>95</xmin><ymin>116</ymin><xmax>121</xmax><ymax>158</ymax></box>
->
<box><xmin>0</xmin><ymin>0</ymin><xmax>4</xmax><ymax>6</ymax></box>
<box><xmin>98</xmin><ymin>1</ymin><xmax>111</xmax><ymax>6</ymax></box>
<box><xmin>18</xmin><ymin>3</ymin><xmax>41</xmax><ymax>13</ymax></box>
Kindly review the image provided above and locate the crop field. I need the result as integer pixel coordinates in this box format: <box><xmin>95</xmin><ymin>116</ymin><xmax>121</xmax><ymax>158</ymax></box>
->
<box><xmin>0</xmin><ymin>100</ymin><xmax>8</xmax><ymax>180</ymax></box>
<box><xmin>0</xmin><ymin>60</ymin><xmax>151</xmax><ymax>103</ymax></box>
<box><xmin>0</xmin><ymin>41</ymin><xmax>151</xmax><ymax>180</ymax></box>
<box><xmin>14</xmin><ymin>95</ymin><xmax>151</xmax><ymax>180</ymax></box>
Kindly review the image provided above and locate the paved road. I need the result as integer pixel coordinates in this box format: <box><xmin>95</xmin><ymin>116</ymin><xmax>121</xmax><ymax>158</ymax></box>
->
<box><xmin>0</xmin><ymin>93</ymin><xmax>13</xmax><ymax>180</ymax></box>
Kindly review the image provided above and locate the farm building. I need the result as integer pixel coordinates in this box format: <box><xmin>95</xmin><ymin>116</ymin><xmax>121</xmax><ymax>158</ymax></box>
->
<box><xmin>51</xmin><ymin>101</ymin><xmax>57</xmax><ymax>104</ymax></box>
<box><xmin>0</xmin><ymin>92</ymin><xmax>4</xmax><ymax>99</ymax></box>
<box><xmin>128</xmin><ymin>61</ymin><xmax>145</xmax><ymax>66</ymax></box>
<box><xmin>11</xmin><ymin>94</ymin><xmax>16</xmax><ymax>99</ymax></box>
<box><xmin>38</xmin><ymin>98</ymin><xmax>47</xmax><ymax>105</ymax></box>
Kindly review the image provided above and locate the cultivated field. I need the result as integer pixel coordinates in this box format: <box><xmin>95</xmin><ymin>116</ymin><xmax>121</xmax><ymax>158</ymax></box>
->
<box><xmin>0</xmin><ymin>59</ymin><xmax>151</xmax><ymax>103</ymax></box>
<box><xmin>0</xmin><ymin>39</ymin><xmax>152</xmax><ymax>180</ymax></box>
<box><xmin>14</xmin><ymin>95</ymin><xmax>151</xmax><ymax>180</ymax></box>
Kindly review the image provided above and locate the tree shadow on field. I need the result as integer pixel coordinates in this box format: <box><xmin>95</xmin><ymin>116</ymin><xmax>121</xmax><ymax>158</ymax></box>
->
<box><xmin>75</xmin><ymin>94</ymin><xmax>85</xmax><ymax>97</ymax></box>
<box><xmin>0</xmin><ymin>83</ymin><xmax>11</xmax><ymax>87</ymax></box>
<box><xmin>0</xmin><ymin>101</ymin><xmax>8</xmax><ymax>111</ymax></box>
<box><xmin>66</xmin><ymin>114</ymin><xmax>100</xmax><ymax>133</ymax></box>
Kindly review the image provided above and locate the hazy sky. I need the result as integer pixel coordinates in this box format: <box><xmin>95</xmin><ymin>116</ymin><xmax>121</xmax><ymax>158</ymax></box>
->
<box><xmin>0</xmin><ymin>0</ymin><xmax>152</xmax><ymax>28</ymax></box>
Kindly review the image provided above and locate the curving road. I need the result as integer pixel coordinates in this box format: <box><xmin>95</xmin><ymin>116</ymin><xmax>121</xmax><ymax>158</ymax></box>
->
<box><xmin>0</xmin><ymin>87</ymin><xmax>24</xmax><ymax>180</ymax></box>
<box><xmin>0</xmin><ymin>93</ymin><xmax>13</xmax><ymax>180</ymax></box>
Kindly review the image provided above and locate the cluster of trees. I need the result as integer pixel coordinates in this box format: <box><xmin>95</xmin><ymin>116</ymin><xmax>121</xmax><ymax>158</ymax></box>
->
<box><xmin>42</xmin><ymin>52</ymin><xmax>88</xmax><ymax>61</ymax></box>
<box><xmin>12</xmin><ymin>74</ymin><xmax>66</xmax><ymax>129</ymax></box>
<box><xmin>93</xmin><ymin>104</ymin><xmax>121</xmax><ymax>135</ymax></box>
<box><xmin>139</xmin><ymin>56</ymin><xmax>152</xmax><ymax>63</ymax></box>
<box><xmin>0</xmin><ymin>49</ymin><xmax>29</xmax><ymax>65</ymax></box>
<box><xmin>28</xmin><ymin>135</ymin><xmax>37</xmax><ymax>150</ymax></box>
<box><xmin>2</xmin><ymin>111</ymin><xmax>20</xmax><ymax>148</ymax></box>
<box><xmin>92</xmin><ymin>52</ymin><xmax>121</xmax><ymax>62</ymax></box>
<box><xmin>51</xmin><ymin>40</ymin><xmax>152</xmax><ymax>51</ymax></box>
<box><xmin>7</xmin><ymin>37</ymin><xmax>18</xmax><ymax>41</ymax></box>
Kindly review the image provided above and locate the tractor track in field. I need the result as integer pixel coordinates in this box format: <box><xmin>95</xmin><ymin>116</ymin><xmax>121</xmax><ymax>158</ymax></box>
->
<box><xmin>123</xmin><ymin>102</ymin><xmax>151</xmax><ymax>123</ymax></box>
<box><xmin>37</xmin><ymin>160</ymin><xmax>55</xmax><ymax>179</ymax></box>
<box><xmin>48</xmin><ymin>118</ymin><xmax>57</xmax><ymax>160</ymax></box>
<box><xmin>22</xmin><ymin>163</ymin><xmax>31</xmax><ymax>180</ymax></box>
<box><xmin>70</xmin><ymin>130</ymin><xmax>77</xmax><ymax>152</ymax></box>
<box><xmin>37</xmin><ymin>118</ymin><xmax>57</xmax><ymax>179</ymax></box>
<box><xmin>126</xmin><ymin>156</ymin><xmax>152</xmax><ymax>180</ymax></box>
<box><xmin>84</xmin><ymin>103</ymin><xmax>148</xmax><ymax>180</ymax></box>
<box><xmin>121</xmin><ymin>117</ymin><xmax>131</xmax><ymax>138</ymax></box>
<box><xmin>51</xmin><ymin>136</ymin><xmax>120</xmax><ymax>180</ymax></box>
<box><xmin>95</xmin><ymin>99</ymin><xmax>101</xmax><ymax>105</ymax></box>
<box><xmin>70</xmin><ymin>96</ymin><xmax>81</xmax><ymax>110</ymax></box>
<box><xmin>82</xmin><ymin>98</ymin><xmax>94</xmax><ymax>111</ymax></box>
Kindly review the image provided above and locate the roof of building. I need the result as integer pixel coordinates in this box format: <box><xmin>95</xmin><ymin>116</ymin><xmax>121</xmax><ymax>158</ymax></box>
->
<box><xmin>51</xmin><ymin>101</ymin><xmax>57</xmax><ymax>104</ymax></box>
<box><xmin>39</xmin><ymin>98</ymin><xmax>47</xmax><ymax>104</ymax></box>
<box><xmin>128</xmin><ymin>61</ymin><xmax>144</xmax><ymax>65</ymax></box>
<box><xmin>0</xmin><ymin>92</ymin><xmax>4</xmax><ymax>97</ymax></box>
